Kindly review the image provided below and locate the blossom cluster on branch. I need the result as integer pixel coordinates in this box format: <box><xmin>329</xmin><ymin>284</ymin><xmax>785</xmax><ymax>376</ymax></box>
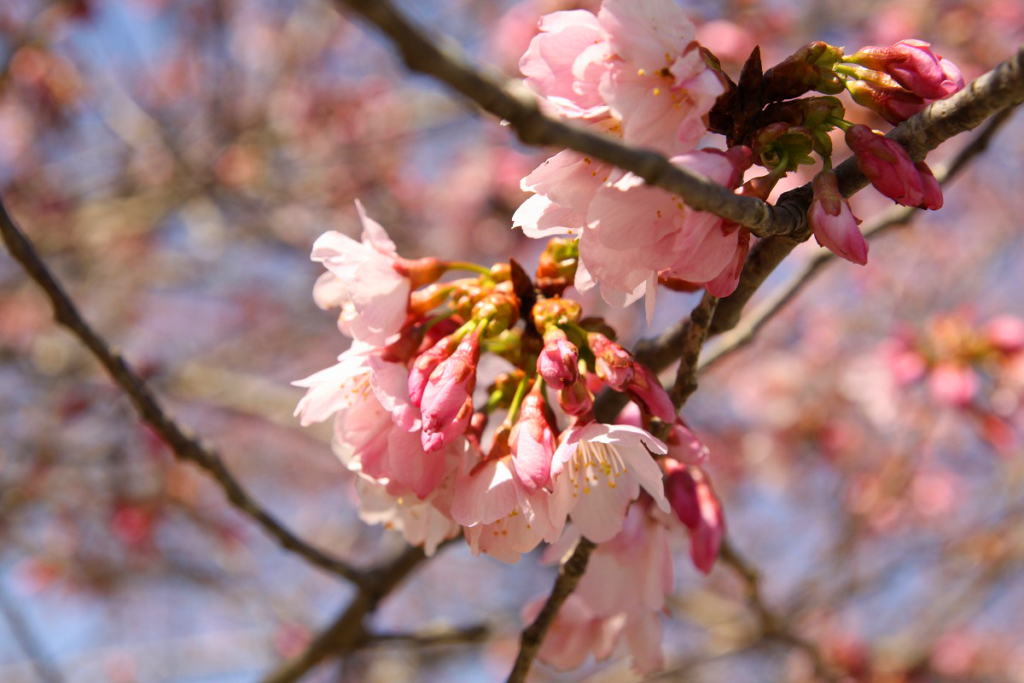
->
<box><xmin>293</xmin><ymin>0</ymin><xmax>972</xmax><ymax>675</ymax></box>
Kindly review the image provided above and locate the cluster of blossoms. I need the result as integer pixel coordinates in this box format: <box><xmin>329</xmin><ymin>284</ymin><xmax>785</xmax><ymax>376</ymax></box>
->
<box><xmin>883</xmin><ymin>314</ymin><xmax>1024</xmax><ymax>449</ymax></box>
<box><xmin>294</xmin><ymin>0</ymin><xmax>969</xmax><ymax>674</ymax></box>
<box><xmin>295</xmin><ymin>205</ymin><xmax>722</xmax><ymax>672</ymax></box>
<box><xmin>513</xmin><ymin>0</ymin><xmax>964</xmax><ymax>312</ymax></box>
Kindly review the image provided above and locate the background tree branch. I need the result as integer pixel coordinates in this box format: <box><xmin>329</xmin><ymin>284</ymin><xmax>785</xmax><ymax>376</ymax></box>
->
<box><xmin>0</xmin><ymin>198</ymin><xmax>367</xmax><ymax>587</ymax></box>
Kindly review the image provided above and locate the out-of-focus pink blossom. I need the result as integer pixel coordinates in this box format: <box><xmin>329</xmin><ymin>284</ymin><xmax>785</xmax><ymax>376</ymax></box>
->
<box><xmin>928</xmin><ymin>363</ymin><xmax>979</xmax><ymax>407</ymax></box>
<box><xmin>549</xmin><ymin>422</ymin><xmax>668</xmax><ymax>542</ymax></box>
<box><xmin>420</xmin><ymin>330</ymin><xmax>481</xmax><ymax>452</ymax></box>
<box><xmin>809</xmin><ymin>170</ymin><xmax>868</xmax><ymax>265</ymax></box>
<box><xmin>537</xmin><ymin>336</ymin><xmax>579</xmax><ymax>390</ymax></box>
<box><xmin>985</xmin><ymin>315</ymin><xmax>1024</xmax><ymax>354</ymax></box>
<box><xmin>846</xmin><ymin>39</ymin><xmax>964</xmax><ymax>100</ymax></box>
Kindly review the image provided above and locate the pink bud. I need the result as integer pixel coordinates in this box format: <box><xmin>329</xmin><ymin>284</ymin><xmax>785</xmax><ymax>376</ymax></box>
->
<box><xmin>557</xmin><ymin>379</ymin><xmax>593</xmax><ymax>417</ymax></box>
<box><xmin>809</xmin><ymin>170</ymin><xmax>868</xmax><ymax>265</ymax></box>
<box><xmin>509</xmin><ymin>389</ymin><xmax>556</xmax><ymax>491</ymax></box>
<box><xmin>845</xmin><ymin>78</ymin><xmax>928</xmax><ymax>124</ymax></box>
<box><xmin>689</xmin><ymin>468</ymin><xmax>725</xmax><ymax>575</ymax></box>
<box><xmin>408</xmin><ymin>334</ymin><xmax>458</xmax><ymax>406</ymax></box>
<box><xmin>848</xmin><ymin>40</ymin><xmax>964</xmax><ymax>100</ymax></box>
<box><xmin>984</xmin><ymin>315</ymin><xmax>1024</xmax><ymax>354</ymax></box>
<box><xmin>666</xmin><ymin>419</ymin><xmax>710</xmax><ymax>466</ymax></box>
<box><xmin>537</xmin><ymin>337</ymin><xmax>579</xmax><ymax>390</ymax></box>
<box><xmin>915</xmin><ymin>162</ymin><xmax>943</xmax><ymax>210</ymax></box>
<box><xmin>846</xmin><ymin>125</ymin><xmax>927</xmax><ymax>207</ymax></box>
<box><xmin>625</xmin><ymin>363</ymin><xmax>675</xmax><ymax>423</ymax></box>
<box><xmin>589</xmin><ymin>333</ymin><xmax>633</xmax><ymax>391</ymax></box>
<box><xmin>664</xmin><ymin>460</ymin><xmax>701</xmax><ymax>529</ymax></box>
<box><xmin>420</xmin><ymin>331</ymin><xmax>481</xmax><ymax>452</ymax></box>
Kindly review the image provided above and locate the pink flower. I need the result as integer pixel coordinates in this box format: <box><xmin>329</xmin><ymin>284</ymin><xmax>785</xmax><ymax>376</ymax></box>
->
<box><xmin>928</xmin><ymin>363</ymin><xmax>978</xmax><ymax>407</ymax></box>
<box><xmin>549</xmin><ymin>422</ymin><xmax>669</xmax><ymax>543</ymax></box>
<box><xmin>580</xmin><ymin>148</ymin><xmax>751</xmax><ymax>311</ymax></box>
<box><xmin>526</xmin><ymin>505</ymin><xmax>673</xmax><ymax>673</ymax></box>
<box><xmin>310</xmin><ymin>201</ymin><xmax>412</xmax><ymax>346</ymax></box>
<box><xmin>420</xmin><ymin>330</ymin><xmax>481</xmax><ymax>452</ymax></box>
<box><xmin>984</xmin><ymin>315</ymin><xmax>1024</xmax><ymax>354</ymax></box>
<box><xmin>519</xmin><ymin>11</ymin><xmax>610</xmax><ymax>120</ymax></box>
<box><xmin>847</xmin><ymin>39</ymin><xmax>964</xmax><ymax>100</ymax></box>
<box><xmin>809</xmin><ymin>170</ymin><xmax>868</xmax><ymax>265</ymax></box>
<box><xmin>509</xmin><ymin>387</ymin><xmax>557</xmax><ymax>490</ymax></box>
<box><xmin>537</xmin><ymin>337</ymin><xmax>579</xmax><ymax>390</ymax></box>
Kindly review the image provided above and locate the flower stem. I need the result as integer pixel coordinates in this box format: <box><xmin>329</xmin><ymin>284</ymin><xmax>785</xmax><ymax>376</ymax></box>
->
<box><xmin>445</xmin><ymin>261</ymin><xmax>493</xmax><ymax>277</ymax></box>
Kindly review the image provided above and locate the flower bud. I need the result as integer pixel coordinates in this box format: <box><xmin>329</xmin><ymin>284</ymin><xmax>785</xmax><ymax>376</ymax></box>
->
<box><xmin>846</xmin><ymin>125</ymin><xmax>941</xmax><ymax>209</ymax></box>
<box><xmin>395</xmin><ymin>256</ymin><xmax>446</xmax><ymax>289</ymax></box>
<box><xmin>809</xmin><ymin>170</ymin><xmax>868</xmax><ymax>265</ymax></box>
<box><xmin>472</xmin><ymin>291</ymin><xmax>520</xmax><ymax>338</ymax></box>
<box><xmin>420</xmin><ymin>331</ymin><xmax>481</xmax><ymax>452</ymax></box>
<box><xmin>846</xmin><ymin>39</ymin><xmax>964</xmax><ymax>100</ymax></box>
<box><xmin>625</xmin><ymin>363</ymin><xmax>675</xmax><ymax>423</ymax></box>
<box><xmin>557</xmin><ymin>379</ymin><xmax>593</xmax><ymax>417</ymax></box>
<box><xmin>531</xmin><ymin>297</ymin><xmax>582</xmax><ymax>332</ymax></box>
<box><xmin>408</xmin><ymin>334</ymin><xmax>459</xmax><ymax>406</ymax></box>
<box><xmin>535</xmin><ymin>238</ymin><xmax>579</xmax><ymax>297</ymax></box>
<box><xmin>763</xmin><ymin>41</ymin><xmax>845</xmax><ymax>101</ymax></box>
<box><xmin>751</xmin><ymin>123</ymin><xmax>816</xmax><ymax>170</ymax></box>
<box><xmin>844</xmin><ymin>77</ymin><xmax>927</xmax><ymax>124</ymax></box>
<box><xmin>537</xmin><ymin>337</ymin><xmax>579</xmax><ymax>390</ymax></box>
<box><xmin>666</xmin><ymin>419</ymin><xmax>710</xmax><ymax>466</ymax></box>
<box><xmin>588</xmin><ymin>332</ymin><xmax>634</xmax><ymax>390</ymax></box>
<box><xmin>509</xmin><ymin>387</ymin><xmax>556</xmax><ymax>491</ymax></box>
<box><xmin>915</xmin><ymin>162</ymin><xmax>943</xmax><ymax>210</ymax></box>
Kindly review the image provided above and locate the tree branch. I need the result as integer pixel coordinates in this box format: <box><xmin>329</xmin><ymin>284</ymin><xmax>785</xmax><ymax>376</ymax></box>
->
<box><xmin>670</xmin><ymin>291</ymin><xmax>719</xmax><ymax>409</ymax></box>
<box><xmin>505</xmin><ymin>537</ymin><xmax>597</xmax><ymax>683</ymax></box>
<box><xmin>0</xmin><ymin>197</ymin><xmax>367</xmax><ymax>587</ymax></box>
<box><xmin>0</xmin><ymin>584</ymin><xmax>64</xmax><ymax>683</ymax></box>
<box><xmin>699</xmin><ymin>104</ymin><xmax>1019</xmax><ymax>372</ymax></box>
<box><xmin>260</xmin><ymin>544</ymin><xmax>438</xmax><ymax>683</ymax></box>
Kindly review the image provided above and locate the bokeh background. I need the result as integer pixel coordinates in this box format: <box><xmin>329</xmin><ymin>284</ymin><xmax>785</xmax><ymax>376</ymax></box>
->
<box><xmin>1</xmin><ymin>0</ymin><xmax>1024</xmax><ymax>681</ymax></box>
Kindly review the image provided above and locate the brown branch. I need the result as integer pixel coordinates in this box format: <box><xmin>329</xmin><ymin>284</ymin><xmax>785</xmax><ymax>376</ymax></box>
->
<box><xmin>670</xmin><ymin>291</ymin><xmax>719</xmax><ymax>409</ymax></box>
<box><xmin>708</xmin><ymin>47</ymin><xmax>1024</xmax><ymax>336</ymax></box>
<box><xmin>505</xmin><ymin>537</ymin><xmax>597</xmax><ymax>683</ymax></box>
<box><xmin>261</xmin><ymin>544</ymin><xmax>435</xmax><ymax>683</ymax></box>
<box><xmin>699</xmin><ymin>104</ymin><xmax>1019</xmax><ymax>372</ymax></box>
<box><xmin>0</xmin><ymin>198</ymin><xmax>367</xmax><ymax>587</ymax></box>
<box><xmin>358</xmin><ymin>624</ymin><xmax>490</xmax><ymax>649</ymax></box>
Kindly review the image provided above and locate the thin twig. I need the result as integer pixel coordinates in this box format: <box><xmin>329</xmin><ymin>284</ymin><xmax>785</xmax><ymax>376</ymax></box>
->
<box><xmin>0</xmin><ymin>584</ymin><xmax>64</xmax><ymax>683</ymax></box>
<box><xmin>0</xmin><ymin>198</ymin><xmax>367</xmax><ymax>587</ymax></box>
<box><xmin>260</xmin><ymin>544</ymin><xmax>436</xmax><ymax>683</ymax></box>
<box><xmin>671</xmin><ymin>291</ymin><xmax>719</xmax><ymax>409</ymax></box>
<box><xmin>359</xmin><ymin>624</ymin><xmax>490</xmax><ymax>648</ymax></box>
<box><xmin>699</xmin><ymin>104</ymin><xmax>1020</xmax><ymax>372</ymax></box>
<box><xmin>505</xmin><ymin>538</ymin><xmax>597</xmax><ymax>683</ymax></box>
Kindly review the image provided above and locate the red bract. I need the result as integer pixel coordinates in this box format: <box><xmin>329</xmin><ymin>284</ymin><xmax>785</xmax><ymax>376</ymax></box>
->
<box><xmin>846</xmin><ymin>125</ymin><xmax>943</xmax><ymax>210</ymax></box>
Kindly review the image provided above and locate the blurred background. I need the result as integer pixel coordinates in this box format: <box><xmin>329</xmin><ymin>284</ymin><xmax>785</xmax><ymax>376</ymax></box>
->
<box><xmin>1</xmin><ymin>0</ymin><xmax>1024</xmax><ymax>681</ymax></box>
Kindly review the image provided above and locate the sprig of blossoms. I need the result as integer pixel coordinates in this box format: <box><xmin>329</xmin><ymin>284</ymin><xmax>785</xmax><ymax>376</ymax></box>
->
<box><xmin>513</xmin><ymin>0</ymin><xmax>965</xmax><ymax>317</ymax></box>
